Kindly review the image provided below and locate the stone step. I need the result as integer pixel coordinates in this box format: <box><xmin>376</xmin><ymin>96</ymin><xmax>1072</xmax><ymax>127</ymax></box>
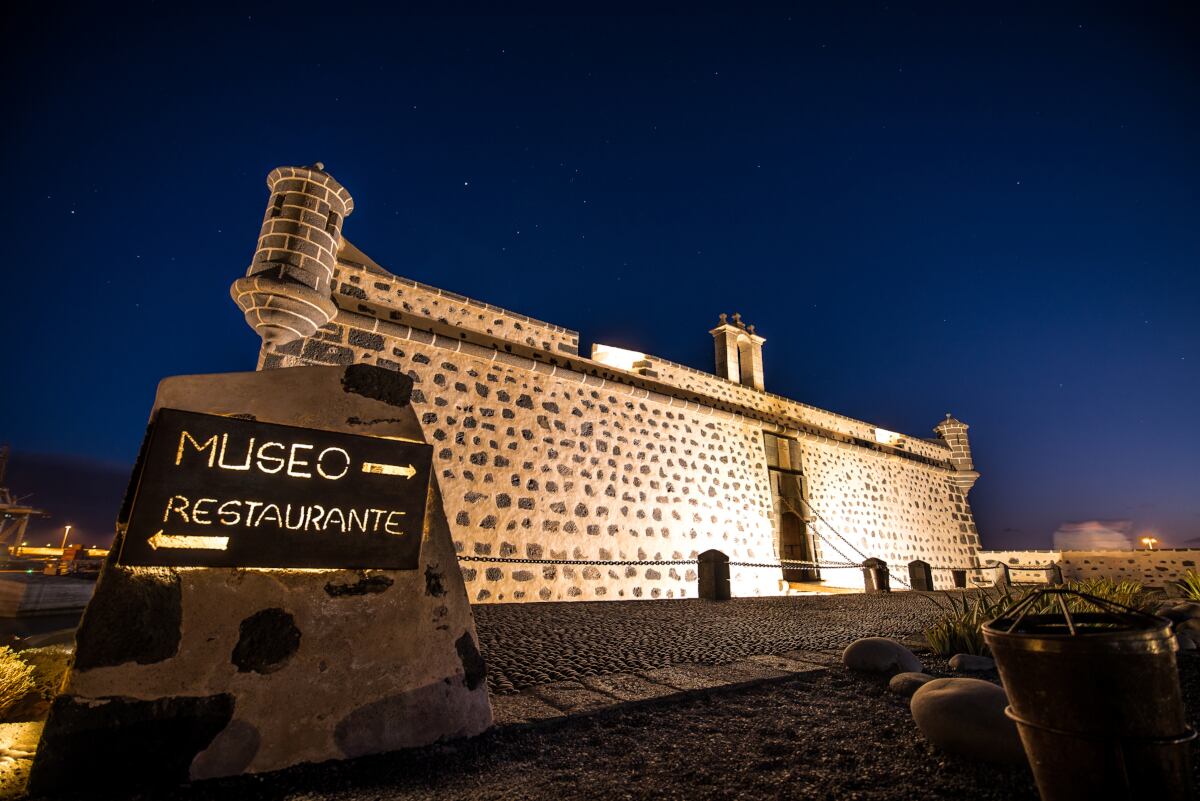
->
<box><xmin>490</xmin><ymin>652</ymin><xmax>830</xmax><ymax>726</ymax></box>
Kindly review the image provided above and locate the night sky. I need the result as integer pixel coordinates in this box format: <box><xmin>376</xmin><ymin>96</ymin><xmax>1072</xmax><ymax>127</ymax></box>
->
<box><xmin>2</xmin><ymin>4</ymin><xmax>1197</xmax><ymax>550</ymax></box>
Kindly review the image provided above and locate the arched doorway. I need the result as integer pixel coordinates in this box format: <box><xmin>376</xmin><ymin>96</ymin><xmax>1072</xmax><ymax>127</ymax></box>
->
<box><xmin>779</xmin><ymin>512</ymin><xmax>815</xmax><ymax>582</ymax></box>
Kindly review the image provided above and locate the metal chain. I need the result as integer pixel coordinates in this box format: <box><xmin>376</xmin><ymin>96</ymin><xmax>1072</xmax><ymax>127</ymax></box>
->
<box><xmin>457</xmin><ymin>555</ymin><xmax>697</xmax><ymax>567</ymax></box>
<box><xmin>729</xmin><ymin>560</ymin><xmax>862</xmax><ymax>569</ymax></box>
<box><xmin>787</xmin><ymin>494</ymin><xmax>913</xmax><ymax>590</ymax></box>
<box><xmin>927</xmin><ymin>564</ymin><xmax>1057</xmax><ymax>571</ymax></box>
<box><xmin>458</xmin><ymin>555</ymin><xmax>862</xmax><ymax>570</ymax></box>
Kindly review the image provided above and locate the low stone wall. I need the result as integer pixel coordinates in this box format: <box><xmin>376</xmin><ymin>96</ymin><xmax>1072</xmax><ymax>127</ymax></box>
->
<box><xmin>977</xmin><ymin>549</ymin><xmax>1200</xmax><ymax>589</ymax></box>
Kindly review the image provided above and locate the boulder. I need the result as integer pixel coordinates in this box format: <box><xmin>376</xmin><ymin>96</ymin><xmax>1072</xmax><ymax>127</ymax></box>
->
<box><xmin>842</xmin><ymin>637</ymin><xmax>922</xmax><ymax>675</ymax></box>
<box><xmin>948</xmin><ymin>653</ymin><xmax>995</xmax><ymax>672</ymax></box>
<box><xmin>911</xmin><ymin>678</ymin><xmax>1026</xmax><ymax>765</ymax></box>
<box><xmin>1155</xmin><ymin>601</ymin><xmax>1200</xmax><ymax>624</ymax></box>
<box><xmin>888</xmin><ymin>672</ymin><xmax>934</xmax><ymax>698</ymax></box>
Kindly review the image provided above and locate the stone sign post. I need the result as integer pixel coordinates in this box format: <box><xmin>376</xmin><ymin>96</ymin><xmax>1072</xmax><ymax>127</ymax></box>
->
<box><xmin>29</xmin><ymin>364</ymin><xmax>491</xmax><ymax>795</ymax></box>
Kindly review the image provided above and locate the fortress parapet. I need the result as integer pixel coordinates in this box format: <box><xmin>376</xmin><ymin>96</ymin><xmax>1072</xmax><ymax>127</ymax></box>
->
<box><xmin>231</xmin><ymin>163</ymin><xmax>354</xmax><ymax>346</ymax></box>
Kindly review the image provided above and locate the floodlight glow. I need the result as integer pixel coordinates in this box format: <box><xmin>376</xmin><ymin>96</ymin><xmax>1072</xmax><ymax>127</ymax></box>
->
<box><xmin>874</xmin><ymin>428</ymin><xmax>902</xmax><ymax>445</ymax></box>
<box><xmin>591</xmin><ymin>343</ymin><xmax>647</xmax><ymax>371</ymax></box>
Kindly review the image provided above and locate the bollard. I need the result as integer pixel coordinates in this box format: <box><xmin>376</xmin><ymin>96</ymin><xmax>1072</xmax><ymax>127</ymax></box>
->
<box><xmin>908</xmin><ymin>559</ymin><xmax>934</xmax><ymax>592</ymax></box>
<box><xmin>697</xmin><ymin>549</ymin><xmax>731</xmax><ymax>600</ymax></box>
<box><xmin>861</xmin><ymin>558</ymin><xmax>890</xmax><ymax>593</ymax></box>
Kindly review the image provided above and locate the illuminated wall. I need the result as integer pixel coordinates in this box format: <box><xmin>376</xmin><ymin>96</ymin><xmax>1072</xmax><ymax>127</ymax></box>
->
<box><xmin>798</xmin><ymin>437</ymin><xmax>982</xmax><ymax>589</ymax></box>
<box><xmin>249</xmin><ymin>242</ymin><xmax>984</xmax><ymax>599</ymax></box>
<box><xmin>979</xmin><ymin>548</ymin><xmax>1199</xmax><ymax>588</ymax></box>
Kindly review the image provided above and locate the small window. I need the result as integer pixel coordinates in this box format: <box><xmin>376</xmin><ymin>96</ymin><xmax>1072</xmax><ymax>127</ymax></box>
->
<box><xmin>326</xmin><ymin>210</ymin><xmax>340</xmax><ymax>235</ymax></box>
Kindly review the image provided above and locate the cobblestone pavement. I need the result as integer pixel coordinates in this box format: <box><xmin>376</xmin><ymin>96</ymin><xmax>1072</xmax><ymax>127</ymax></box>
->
<box><xmin>474</xmin><ymin>592</ymin><xmax>952</xmax><ymax>694</ymax></box>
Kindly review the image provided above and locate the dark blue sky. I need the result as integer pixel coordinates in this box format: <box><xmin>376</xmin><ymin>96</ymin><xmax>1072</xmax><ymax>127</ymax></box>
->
<box><xmin>2</xmin><ymin>4</ymin><xmax>1197</xmax><ymax>549</ymax></box>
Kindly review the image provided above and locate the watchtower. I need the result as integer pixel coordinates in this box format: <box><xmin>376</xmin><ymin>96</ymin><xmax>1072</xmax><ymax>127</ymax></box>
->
<box><xmin>935</xmin><ymin>414</ymin><xmax>979</xmax><ymax>491</ymax></box>
<box><xmin>231</xmin><ymin>163</ymin><xmax>354</xmax><ymax>346</ymax></box>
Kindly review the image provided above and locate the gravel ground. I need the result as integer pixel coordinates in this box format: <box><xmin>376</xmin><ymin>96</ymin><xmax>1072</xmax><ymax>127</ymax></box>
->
<box><xmin>106</xmin><ymin>655</ymin><xmax>1052</xmax><ymax>801</ymax></box>
<box><xmin>98</xmin><ymin>653</ymin><xmax>1200</xmax><ymax>801</ymax></box>
<box><xmin>475</xmin><ymin>595</ymin><xmax>952</xmax><ymax>693</ymax></box>
<box><xmin>29</xmin><ymin>594</ymin><xmax>1200</xmax><ymax>801</ymax></box>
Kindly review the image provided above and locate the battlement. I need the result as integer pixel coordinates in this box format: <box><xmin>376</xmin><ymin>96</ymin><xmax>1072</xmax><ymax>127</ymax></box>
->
<box><xmin>333</xmin><ymin>242</ymin><xmax>579</xmax><ymax>358</ymax></box>
<box><xmin>326</xmin><ymin>250</ymin><xmax>955</xmax><ymax>470</ymax></box>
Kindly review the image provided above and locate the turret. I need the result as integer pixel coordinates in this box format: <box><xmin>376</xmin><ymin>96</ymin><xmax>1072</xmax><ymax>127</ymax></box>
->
<box><xmin>709</xmin><ymin>312</ymin><xmax>766</xmax><ymax>390</ymax></box>
<box><xmin>935</xmin><ymin>414</ymin><xmax>979</xmax><ymax>491</ymax></box>
<box><xmin>231</xmin><ymin>163</ymin><xmax>354</xmax><ymax>346</ymax></box>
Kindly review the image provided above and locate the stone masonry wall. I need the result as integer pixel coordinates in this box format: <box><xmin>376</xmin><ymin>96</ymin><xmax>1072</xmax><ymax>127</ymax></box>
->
<box><xmin>257</xmin><ymin>248</ymin><xmax>981</xmax><ymax>601</ymax></box>
<box><xmin>979</xmin><ymin>549</ymin><xmax>1200</xmax><ymax>589</ymax></box>
<box><xmin>266</xmin><ymin>321</ymin><xmax>782</xmax><ymax>603</ymax></box>
<box><xmin>335</xmin><ymin>244</ymin><xmax>579</xmax><ymax>356</ymax></box>
<box><xmin>799</xmin><ymin>439</ymin><xmax>981</xmax><ymax>590</ymax></box>
<box><xmin>597</xmin><ymin>349</ymin><xmax>952</xmax><ymax>463</ymax></box>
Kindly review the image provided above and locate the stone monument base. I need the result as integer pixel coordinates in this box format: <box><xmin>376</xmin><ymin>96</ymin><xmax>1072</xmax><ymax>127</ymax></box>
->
<box><xmin>29</xmin><ymin>365</ymin><xmax>491</xmax><ymax>795</ymax></box>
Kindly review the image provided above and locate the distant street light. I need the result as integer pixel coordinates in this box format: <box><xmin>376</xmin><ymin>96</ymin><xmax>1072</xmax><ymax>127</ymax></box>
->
<box><xmin>1141</xmin><ymin>536</ymin><xmax>1158</xmax><ymax>550</ymax></box>
<box><xmin>60</xmin><ymin>524</ymin><xmax>72</xmax><ymax>550</ymax></box>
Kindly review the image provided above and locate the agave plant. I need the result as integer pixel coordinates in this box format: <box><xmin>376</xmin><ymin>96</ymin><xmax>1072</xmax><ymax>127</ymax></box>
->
<box><xmin>920</xmin><ymin>587</ymin><xmax>1022</xmax><ymax>656</ymax></box>
<box><xmin>1176</xmin><ymin>571</ymin><xmax>1200</xmax><ymax>602</ymax></box>
<box><xmin>1024</xmin><ymin>576</ymin><xmax>1154</xmax><ymax>614</ymax></box>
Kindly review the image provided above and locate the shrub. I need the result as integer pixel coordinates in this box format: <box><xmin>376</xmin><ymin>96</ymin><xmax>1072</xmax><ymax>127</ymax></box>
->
<box><xmin>0</xmin><ymin>647</ymin><xmax>37</xmax><ymax>718</ymax></box>
<box><xmin>921</xmin><ymin>587</ymin><xmax>1020</xmax><ymax>657</ymax></box>
<box><xmin>1065</xmin><ymin>576</ymin><xmax>1154</xmax><ymax>612</ymax></box>
<box><xmin>1027</xmin><ymin>577</ymin><xmax>1155</xmax><ymax>614</ymax></box>
<box><xmin>922</xmin><ymin>577</ymin><xmax>1156</xmax><ymax>657</ymax></box>
<box><xmin>1177</xmin><ymin>571</ymin><xmax>1200</xmax><ymax>602</ymax></box>
<box><xmin>19</xmin><ymin>645</ymin><xmax>72</xmax><ymax>699</ymax></box>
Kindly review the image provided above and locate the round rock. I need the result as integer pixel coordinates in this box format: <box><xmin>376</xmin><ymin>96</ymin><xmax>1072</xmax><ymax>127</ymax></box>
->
<box><xmin>888</xmin><ymin>671</ymin><xmax>934</xmax><ymax>698</ymax></box>
<box><xmin>948</xmin><ymin>653</ymin><xmax>995</xmax><ymax>672</ymax></box>
<box><xmin>842</xmin><ymin>637</ymin><xmax>922</xmax><ymax>674</ymax></box>
<box><xmin>910</xmin><ymin>677</ymin><xmax>1026</xmax><ymax>765</ymax></box>
<box><xmin>1156</xmin><ymin>601</ymin><xmax>1200</xmax><ymax>623</ymax></box>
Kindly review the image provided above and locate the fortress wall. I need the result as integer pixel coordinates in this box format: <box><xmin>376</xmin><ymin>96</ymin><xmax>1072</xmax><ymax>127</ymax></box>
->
<box><xmin>265</xmin><ymin>311</ymin><xmax>785</xmax><ymax>603</ymax></box>
<box><xmin>797</xmin><ymin>437</ymin><xmax>980</xmax><ymax>590</ymax></box>
<box><xmin>330</xmin><ymin>257</ymin><xmax>954</xmax><ymax>465</ymax></box>
<box><xmin>334</xmin><ymin>254</ymin><xmax>579</xmax><ymax>356</ymax></box>
<box><xmin>597</xmin><ymin>351</ymin><xmax>954</xmax><ymax>463</ymax></box>
<box><xmin>979</xmin><ymin>549</ymin><xmax>1200</xmax><ymax>589</ymax></box>
<box><xmin>254</xmin><ymin>251</ymin><xmax>981</xmax><ymax>601</ymax></box>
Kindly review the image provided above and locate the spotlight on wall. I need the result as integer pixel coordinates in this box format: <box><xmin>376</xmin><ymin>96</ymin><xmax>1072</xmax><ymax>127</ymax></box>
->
<box><xmin>591</xmin><ymin>343</ymin><xmax>647</xmax><ymax>371</ymax></box>
<box><xmin>874</xmin><ymin>428</ymin><xmax>902</xmax><ymax>446</ymax></box>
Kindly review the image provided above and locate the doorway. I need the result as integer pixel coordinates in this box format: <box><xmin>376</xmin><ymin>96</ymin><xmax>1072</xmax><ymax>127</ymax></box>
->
<box><xmin>779</xmin><ymin>512</ymin><xmax>816</xmax><ymax>582</ymax></box>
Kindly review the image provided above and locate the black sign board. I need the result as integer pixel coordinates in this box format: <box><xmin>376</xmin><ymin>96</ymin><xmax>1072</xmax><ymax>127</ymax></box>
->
<box><xmin>117</xmin><ymin>408</ymin><xmax>433</xmax><ymax>569</ymax></box>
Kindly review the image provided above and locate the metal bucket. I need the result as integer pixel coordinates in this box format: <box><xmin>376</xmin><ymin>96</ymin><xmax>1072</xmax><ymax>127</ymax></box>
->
<box><xmin>983</xmin><ymin>589</ymin><xmax>1195</xmax><ymax>801</ymax></box>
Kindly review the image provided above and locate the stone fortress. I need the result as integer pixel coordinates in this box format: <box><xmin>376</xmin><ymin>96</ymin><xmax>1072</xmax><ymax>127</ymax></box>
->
<box><xmin>230</xmin><ymin>164</ymin><xmax>984</xmax><ymax>603</ymax></box>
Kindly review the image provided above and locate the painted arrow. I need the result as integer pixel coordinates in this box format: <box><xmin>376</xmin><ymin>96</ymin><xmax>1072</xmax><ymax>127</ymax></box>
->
<box><xmin>147</xmin><ymin>531</ymin><xmax>230</xmax><ymax>551</ymax></box>
<box><xmin>361</xmin><ymin>462</ymin><xmax>417</xmax><ymax>479</ymax></box>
